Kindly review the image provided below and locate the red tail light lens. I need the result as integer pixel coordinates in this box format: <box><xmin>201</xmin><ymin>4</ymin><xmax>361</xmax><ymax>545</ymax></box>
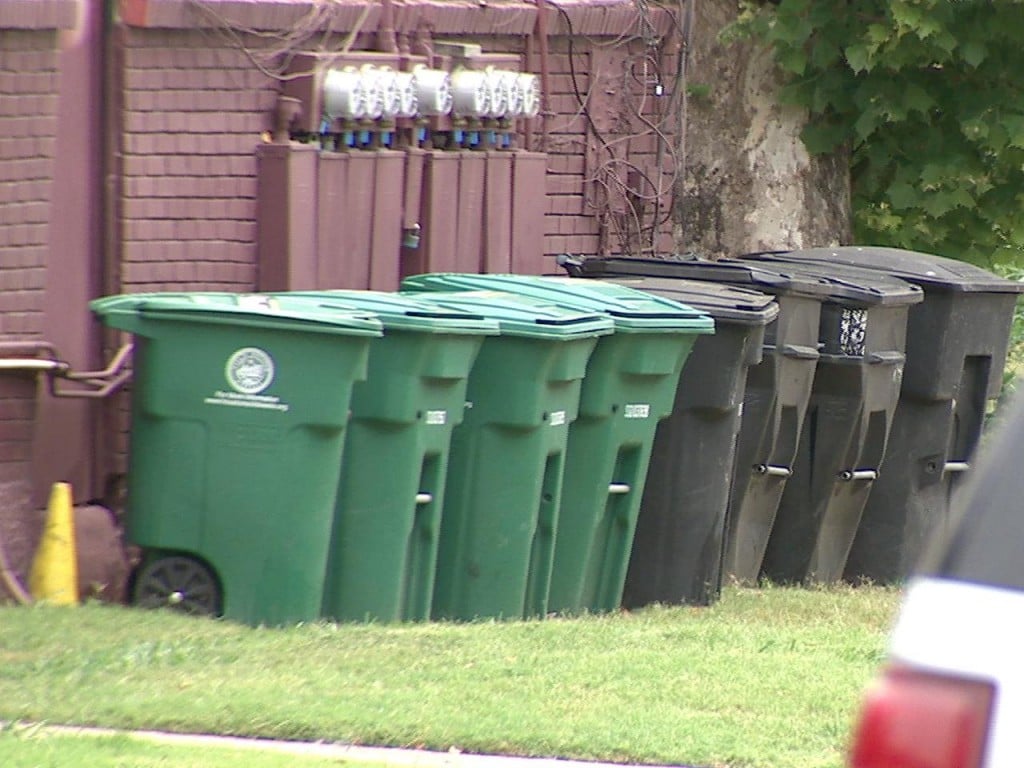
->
<box><xmin>849</xmin><ymin>664</ymin><xmax>995</xmax><ymax>768</ymax></box>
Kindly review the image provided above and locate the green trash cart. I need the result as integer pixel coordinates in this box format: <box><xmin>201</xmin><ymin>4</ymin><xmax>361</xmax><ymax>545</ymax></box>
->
<box><xmin>91</xmin><ymin>292</ymin><xmax>382</xmax><ymax>626</ymax></box>
<box><xmin>402</xmin><ymin>274</ymin><xmax>714</xmax><ymax>615</ymax></box>
<box><xmin>285</xmin><ymin>290</ymin><xmax>498</xmax><ymax>623</ymax></box>
<box><xmin>397</xmin><ymin>287</ymin><xmax>614</xmax><ymax>620</ymax></box>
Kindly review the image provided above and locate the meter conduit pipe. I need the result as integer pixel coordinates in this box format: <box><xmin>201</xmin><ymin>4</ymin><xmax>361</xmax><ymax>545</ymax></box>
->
<box><xmin>536</xmin><ymin>0</ymin><xmax>551</xmax><ymax>150</ymax></box>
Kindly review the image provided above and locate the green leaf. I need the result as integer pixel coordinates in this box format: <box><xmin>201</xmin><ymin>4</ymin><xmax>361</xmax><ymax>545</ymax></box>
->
<box><xmin>890</xmin><ymin>1</ymin><xmax>926</xmax><ymax>33</ymax></box>
<box><xmin>960</xmin><ymin>39</ymin><xmax>989</xmax><ymax>67</ymax></box>
<box><xmin>1001</xmin><ymin>115</ymin><xmax>1024</xmax><ymax>149</ymax></box>
<box><xmin>936</xmin><ymin>32</ymin><xmax>958</xmax><ymax>56</ymax></box>
<box><xmin>968</xmin><ymin>174</ymin><xmax>995</xmax><ymax>197</ymax></box>
<box><xmin>777</xmin><ymin>46</ymin><xmax>809</xmax><ymax>75</ymax></box>
<box><xmin>960</xmin><ymin>117</ymin><xmax>990</xmax><ymax>142</ymax></box>
<box><xmin>921</xmin><ymin>188</ymin><xmax>975</xmax><ymax>217</ymax></box>
<box><xmin>809</xmin><ymin>37</ymin><xmax>844</xmax><ymax>68</ymax></box>
<box><xmin>800</xmin><ymin>121</ymin><xmax>845</xmax><ymax>154</ymax></box>
<box><xmin>1009</xmin><ymin>220</ymin><xmax>1024</xmax><ymax>248</ymax></box>
<box><xmin>853</xmin><ymin>109</ymin><xmax>882</xmax><ymax>142</ymax></box>
<box><xmin>887</xmin><ymin>180</ymin><xmax>918</xmax><ymax>211</ymax></box>
<box><xmin>987</xmin><ymin>123</ymin><xmax>1011</xmax><ymax>153</ymax></box>
<box><xmin>845</xmin><ymin>44</ymin><xmax>871</xmax><ymax>73</ymax></box>
<box><xmin>866</xmin><ymin>23</ymin><xmax>891</xmax><ymax>46</ymax></box>
<box><xmin>779</xmin><ymin>0</ymin><xmax>812</xmax><ymax>12</ymax></box>
<box><xmin>920</xmin><ymin>163</ymin><xmax>953</xmax><ymax>190</ymax></box>
<box><xmin>902</xmin><ymin>83</ymin><xmax>934</xmax><ymax>115</ymax></box>
<box><xmin>951</xmin><ymin>187</ymin><xmax>977</xmax><ymax>210</ymax></box>
<box><xmin>776</xmin><ymin>81</ymin><xmax>812</xmax><ymax>109</ymax></box>
<box><xmin>770</xmin><ymin>12</ymin><xmax>811</xmax><ymax>46</ymax></box>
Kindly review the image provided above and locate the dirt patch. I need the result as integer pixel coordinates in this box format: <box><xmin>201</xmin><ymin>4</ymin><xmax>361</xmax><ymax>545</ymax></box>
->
<box><xmin>75</xmin><ymin>504</ymin><xmax>130</xmax><ymax>603</ymax></box>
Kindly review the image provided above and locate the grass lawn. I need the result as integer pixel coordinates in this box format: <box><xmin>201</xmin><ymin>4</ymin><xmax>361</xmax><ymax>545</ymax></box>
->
<box><xmin>0</xmin><ymin>722</ymin><xmax>382</xmax><ymax>767</ymax></box>
<box><xmin>0</xmin><ymin>584</ymin><xmax>902</xmax><ymax>768</ymax></box>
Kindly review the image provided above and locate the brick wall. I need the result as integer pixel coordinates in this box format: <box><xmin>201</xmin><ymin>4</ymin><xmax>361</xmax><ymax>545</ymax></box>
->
<box><xmin>0</xmin><ymin>32</ymin><xmax>59</xmax><ymax>342</ymax></box>
<box><xmin>0</xmin><ymin>29</ymin><xmax>62</xmax><ymax>485</ymax></box>
<box><xmin>117</xmin><ymin>28</ymin><xmax>279</xmax><ymax>292</ymax></box>
<box><xmin>0</xmin><ymin>3</ymin><xmax>76</xmax><ymax>594</ymax></box>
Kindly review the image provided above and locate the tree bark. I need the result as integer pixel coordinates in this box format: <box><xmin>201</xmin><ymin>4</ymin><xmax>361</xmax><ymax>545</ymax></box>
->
<box><xmin>675</xmin><ymin>0</ymin><xmax>852</xmax><ymax>258</ymax></box>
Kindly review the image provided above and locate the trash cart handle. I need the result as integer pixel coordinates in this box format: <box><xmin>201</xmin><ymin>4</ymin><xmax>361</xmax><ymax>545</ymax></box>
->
<box><xmin>839</xmin><ymin>469</ymin><xmax>879</xmax><ymax>481</ymax></box>
<box><xmin>780</xmin><ymin>344</ymin><xmax>820</xmax><ymax>360</ymax></box>
<box><xmin>867</xmin><ymin>351</ymin><xmax>905</xmax><ymax>365</ymax></box>
<box><xmin>754</xmin><ymin>464</ymin><xmax>792</xmax><ymax>478</ymax></box>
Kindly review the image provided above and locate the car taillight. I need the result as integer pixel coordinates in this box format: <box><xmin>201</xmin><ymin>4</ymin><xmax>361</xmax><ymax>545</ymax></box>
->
<box><xmin>849</xmin><ymin>664</ymin><xmax>995</xmax><ymax>768</ymax></box>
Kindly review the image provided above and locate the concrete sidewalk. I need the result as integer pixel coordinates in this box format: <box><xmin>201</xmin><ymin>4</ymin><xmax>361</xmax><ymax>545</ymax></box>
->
<box><xmin>31</xmin><ymin>723</ymin><xmax>694</xmax><ymax>768</ymax></box>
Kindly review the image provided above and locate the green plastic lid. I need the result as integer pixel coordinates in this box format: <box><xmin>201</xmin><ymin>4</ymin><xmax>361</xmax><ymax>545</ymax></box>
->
<box><xmin>282</xmin><ymin>290</ymin><xmax>500</xmax><ymax>336</ymax></box>
<box><xmin>90</xmin><ymin>292</ymin><xmax>383</xmax><ymax>336</ymax></box>
<box><xmin>397</xmin><ymin>289</ymin><xmax>614</xmax><ymax>340</ymax></box>
<box><xmin>401</xmin><ymin>273</ymin><xmax>715</xmax><ymax>334</ymax></box>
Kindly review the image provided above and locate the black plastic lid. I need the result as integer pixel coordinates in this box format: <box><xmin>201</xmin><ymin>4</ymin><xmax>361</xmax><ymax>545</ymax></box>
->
<box><xmin>737</xmin><ymin>252</ymin><xmax>923</xmax><ymax>307</ymax></box>
<box><xmin>746</xmin><ymin>246</ymin><xmax>1024</xmax><ymax>294</ymax></box>
<box><xmin>573</xmin><ymin>256</ymin><xmax>840</xmax><ymax>300</ymax></box>
<box><xmin>582</xmin><ymin>275</ymin><xmax>779</xmax><ymax>327</ymax></box>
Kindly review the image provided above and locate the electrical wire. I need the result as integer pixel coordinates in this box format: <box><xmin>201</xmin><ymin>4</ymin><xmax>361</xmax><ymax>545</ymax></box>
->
<box><xmin>548</xmin><ymin>0</ymin><xmax>686</xmax><ymax>257</ymax></box>
<box><xmin>187</xmin><ymin>0</ymin><xmax>371</xmax><ymax>82</ymax></box>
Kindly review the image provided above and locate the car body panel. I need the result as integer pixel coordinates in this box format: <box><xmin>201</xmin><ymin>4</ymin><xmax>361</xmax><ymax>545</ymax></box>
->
<box><xmin>849</xmin><ymin>387</ymin><xmax>1024</xmax><ymax>768</ymax></box>
<box><xmin>887</xmin><ymin>577</ymin><xmax>1024</xmax><ymax>767</ymax></box>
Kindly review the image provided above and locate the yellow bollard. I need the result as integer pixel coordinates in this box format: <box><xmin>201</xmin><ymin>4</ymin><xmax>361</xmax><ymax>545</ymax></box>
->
<box><xmin>28</xmin><ymin>482</ymin><xmax>79</xmax><ymax>605</ymax></box>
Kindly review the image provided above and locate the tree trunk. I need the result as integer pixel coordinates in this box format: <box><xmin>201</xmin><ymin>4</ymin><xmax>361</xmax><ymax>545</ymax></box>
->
<box><xmin>676</xmin><ymin>0</ymin><xmax>852</xmax><ymax>258</ymax></box>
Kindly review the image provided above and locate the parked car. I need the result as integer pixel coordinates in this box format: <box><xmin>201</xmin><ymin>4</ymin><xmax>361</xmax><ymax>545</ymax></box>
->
<box><xmin>847</xmin><ymin>392</ymin><xmax>1024</xmax><ymax>767</ymax></box>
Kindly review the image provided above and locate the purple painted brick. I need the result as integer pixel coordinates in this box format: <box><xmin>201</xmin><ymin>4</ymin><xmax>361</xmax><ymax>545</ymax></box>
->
<box><xmin>120</xmin><ymin>199</ymin><xmax>143</xmax><ymax>221</ymax></box>
<box><xmin>170</xmin><ymin>198</ymin><xmax>193</xmax><ymax>219</ymax></box>
<box><xmin>194</xmin><ymin>220</ymin><xmax>217</xmax><ymax>240</ymax></box>
<box><xmin>224</xmin><ymin>200</ymin><xmax>250</xmax><ymax>221</ymax></box>
<box><xmin>235</xmin><ymin>220</ymin><xmax>257</xmax><ymax>243</ymax></box>
<box><xmin>203</xmin><ymin>198</ymin><xmax>230</xmax><ymax>219</ymax></box>
<box><xmin>24</xmin><ymin>267</ymin><xmax>46</xmax><ymax>290</ymax></box>
<box><xmin>231</xmin><ymin>155</ymin><xmax>257</xmax><ymax>176</ymax></box>
<box><xmin>123</xmin><ymin>177</ymin><xmax>143</xmax><ymax>198</ymax></box>
<box><xmin>236</xmin><ymin>177</ymin><xmax>257</xmax><ymax>199</ymax></box>
<box><xmin>204</xmin><ymin>176</ymin><xmax>230</xmax><ymax>197</ymax></box>
<box><xmin>171</xmin><ymin>219</ymin><xmax>192</xmax><ymax>240</ymax></box>
<box><xmin>172</xmin><ymin>261</ymin><xmax>196</xmax><ymax>282</ymax></box>
<box><xmin>155</xmin><ymin>219</ymin><xmax>177</xmax><ymax>240</ymax></box>
<box><xmin>23</xmin><ymin>202</ymin><xmax>48</xmax><ymax>224</ymax></box>
<box><xmin>155</xmin><ymin>134</ymin><xmax>178</xmax><ymax>153</ymax></box>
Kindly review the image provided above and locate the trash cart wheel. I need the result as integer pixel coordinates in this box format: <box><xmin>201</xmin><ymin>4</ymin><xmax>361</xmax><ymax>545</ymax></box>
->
<box><xmin>131</xmin><ymin>555</ymin><xmax>222</xmax><ymax>617</ymax></box>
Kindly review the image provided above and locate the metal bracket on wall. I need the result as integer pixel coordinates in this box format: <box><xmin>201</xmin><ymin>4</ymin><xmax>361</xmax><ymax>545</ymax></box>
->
<box><xmin>0</xmin><ymin>341</ymin><xmax>133</xmax><ymax>399</ymax></box>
